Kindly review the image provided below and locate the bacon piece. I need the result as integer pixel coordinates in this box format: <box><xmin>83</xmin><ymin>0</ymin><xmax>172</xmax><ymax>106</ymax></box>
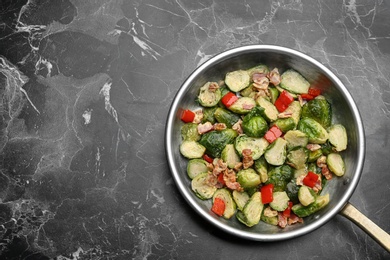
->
<box><xmin>321</xmin><ymin>165</ymin><xmax>333</xmax><ymax>180</ymax></box>
<box><xmin>306</xmin><ymin>144</ymin><xmax>322</xmax><ymax>151</ymax></box>
<box><xmin>242</xmin><ymin>149</ymin><xmax>254</xmax><ymax>169</ymax></box>
<box><xmin>212</xmin><ymin>159</ymin><xmax>227</xmax><ymax>177</ymax></box>
<box><xmin>243</xmin><ymin>103</ymin><xmax>255</xmax><ymax>110</ymax></box>
<box><xmin>232</xmin><ymin>119</ymin><xmax>243</xmax><ymax>135</ymax></box>
<box><xmin>208</xmin><ymin>82</ymin><xmax>219</xmax><ymax>92</ymax></box>
<box><xmin>223</xmin><ymin>169</ymin><xmax>243</xmax><ymax>191</ymax></box>
<box><xmin>278</xmin><ymin>213</ymin><xmax>288</xmax><ymax>228</ymax></box>
<box><xmin>253</xmin><ymin>76</ymin><xmax>269</xmax><ymax>90</ymax></box>
<box><xmin>205</xmin><ymin>172</ymin><xmax>218</xmax><ymax>187</ymax></box>
<box><xmin>278</xmin><ymin>111</ymin><xmax>293</xmax><ymax>119</ymax></box>
<box><xmin>296</xmin><ymin>174</ymin><xmax>305</xmax><ymax>186</ymax></box>
<box><xmin>316</xmin><ymin>155</ymin><xmax>327</xmax><ymax>168</ymax></box>
<box><xmin>264</xmin><ymin>207</ymin><xmax>278</xmax><ymax>217</ymax></box>
<box><xmin>267</xmin><ymin>68</ymin><xmax>281</xmax><ymax>86</ymax></box>
<box><xmin>233</xmin><ymin>162</ymin><xmax>243</xmax><ymax>172</ymax></box>
<box><xmin>197</xmin><ymin>122</ymin><xmax>214</xmax><ymax>134</ymax></box>
<box><xmin>288</xmin><ymin>213</ymin><xmax>303</xmax><ymax>225</ymax></box>
<box><xmin>312</xmin><ymin>178</ymin><xmax>322</xmax><ymax>192</ymax></box>
<box><xmin>252</xmin><ymin>73</ymin><xmax>267</xmax><ymax>82</ymax></box>
<box><xmin>213</xmin><ymin>123</ymin><xmax>226</xmax><ymax>131</ymax></box>
<box><xmin>193</xmin><ymin>110</ymin><xmax>204</xmax><ymax>124</ymax></box>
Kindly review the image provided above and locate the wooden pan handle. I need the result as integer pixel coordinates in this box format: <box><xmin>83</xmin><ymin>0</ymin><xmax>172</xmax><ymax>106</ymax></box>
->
<box><xmin>340</xmin><ymin>202</ymin><xmax>390</xmax><ymax>252</ymax></box>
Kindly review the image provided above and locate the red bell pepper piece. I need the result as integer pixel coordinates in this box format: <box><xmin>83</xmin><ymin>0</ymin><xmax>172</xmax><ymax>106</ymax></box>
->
<box><xmin>274</xmin><ymin>90</ymin><xmax>294</xmax><ymax>112</ymax></box>
<box><xmin>203</xmin><ymin>154</ymin><xmax>214</xmax><ymax>163</ymax></box>
<box><xmin>264</xmin><ymin>125</ymin><xmax>282</xmax><ymax>143</ymax></box>
<box><xmin>211</xmin><ymin>197</ymin><xmax>226</xmax><ymax>217</ymax></box>
<box><xmin>217</xmin><ymin>173</ymin><xmax>225</xmax><ymax>186</ymax></box>
<box><xmin>300</xmin><ymin>93</ymin><xmax>314</xmax><ymax>100</ymax></box>
<box><xmin>221</xmin><ymin>92</ymin><xmax>238</xmax><ymax>108</ymax></box>
<box><xmin>308</xmin><ymin>88</ymin><xmax>321</xmax><ymax>97</ymax></box>
<box><xmin>303</xmin><ymin>171</ymin><xmax>319</xmax><ymax>188</ymax></box>
<box><xmin>283</xmin><ymin>201</ymin><xmax>293</xmax><ymax>217</ymax></box>
<box><xmin>180</xmin><ymin>109</ymin><xmax>195</xmax><ymax>123</ymax></box>
<box><xmin>261</xmin><ymin>183</ymin><xmax>274</xmax><ymax>204</ymax></box>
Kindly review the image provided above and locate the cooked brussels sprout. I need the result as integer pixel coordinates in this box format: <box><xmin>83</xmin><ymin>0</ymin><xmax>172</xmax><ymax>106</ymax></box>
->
<box><xmin>191</xmin><ymin>172</ymin><xmax>217</xmax><ymax>200</ymax></box>
<box><xmin>268</xmin><ymin>86</ymin><xmax>279</xmax><ymax>104</ymax></box>
<box><xmin>221</xmin><ymin>144</ymin><xmax>240</xmax><ymax>169</ymax></box>
<box><xmin>264</xmin><ymin>138</ymin><xmax>287</xmax><ymax>166</ymax></box>
<box><xmin>225</xmin><ymin>70</ymin><xmax>251</xmax><ymax>92</ymax></box>
<box><xmin>254</xmin><ymin>156</ymin><xmax>268</xmax><ymax>183</ymax></box>
<box><xmin>284</xmin><ymin>130</ymin><xmax>309</xmax><ymax>149</ymax></box>
<box><xmin>266</xmin><ymin>165</ymin><xmax>294</xmax><ymax>192</ymax></box>
<box><xmin>240</xmin><ymin>84</ymin><xmax>257</xmax><ymax>98</ymax></box>
<box><xmin>237</xmin><ymin>191</ymin><xmax>264</xmax><ymax>227</ymax></box>
<box><xmin>292</xmin><ymin>194</ymin><xmax>329</xmax><ymax>218</ymax></box>
<box><xmin>256</xmin><ymin>97</ymin><xmax>279</xmax><ymax>122</ymax></box>
<box><xmin>273</xmin><ymin>117</ymin><xmax>296</xmax><ymax>133</ymax></box>
<box><xmin>234</xmin><ymin>135</ymin><xmax>269</xmax><ymax>160</ymax></box>
<box><xmin>327</xmin><ymin>153</ymin><xmax>345</xmax><ymax>176</ymax></box>
<box><xmin>269</xmin><ymin>191</ymin><xmax>290</xmax><ymax>211</ymax></box>
<box><xmin>228</xmin><ymin>97</ymin><xmax>256</xmax><ymax>114</ymax></box>
<box><xmin>328</xmin><ymin>124</ymin><xmax>348</xmax><ymax>152</ymax></box>
<box><xmin>180</xmin><ymin>141</ymin><xmax>206</xmax><ymax>159</ymax></box>
<box><xmin>232</xmin><ymin>190</ymin><xmax>250</xmax><ymax>211</ymax></box>
<box><xmin>242</xmin><ymin>107</ymin><xmax>269</xmax><ymax>138</ymax></box>
<box><xmin>298</xmin><ymin>186</ymin><xmax>316</xmax><ymax>206</ymax></box>
<box><xmin>202</xmin><ymin>107</ymin><xmax>217</xmax><ymax>124</ymax></box>
<box><xmin>280</xmin><ymin>69</ymin><xmax>310</xmax><ymax>94</ymax></box>
<box><xmin>199</xmin><ymin>129</ymin><xmax>238</xmax><ymax>158</ymax></box>
<box><xmin>187</xmin><ymin>159</ymin><xmax>208</xmax><ymax>179</ymax></box>
<box><xmin>214</xmin><ymin>107</ymin><xmax>240</xmax><ymax>128</ymax></box>
<box><xmin>297</xmin><ymin>118</ymin><xmax>329</xmax><ymax>144</ymax></box>
<box><xmin>181</xmin><ymin>123</ymin><xmax>200</xmax><ymax>141</ymax></box>
<box><xmin>198</xmin><ymin>82</ymin><xmax>222</xmax><ymax>107</ymax></box>
<box><xmin>287</xmin><ymin>147</ymin><xmax>309</xmax><ymax>169</ymax></box>
<box><xmin>213</xmin><ymin>188</ymin><xmax>236</xmax><ymax>219</ymax></box>
<box><xmin>247</xmin><ymin>64</ymin><xmax>269</xmax><ymax>78</ymax></box>
<box><xmin>284</xmin><ymin>101</ymin><xmax>302</xmax><ymax>126</ymax></box>
<box><xmin>301</xmin><ymin>98</ymin><xmax>332</xmax><ymax>128</ymax></box>
<box><xmin>237</xmin><ymin>168</ymin><xmax>261</xmax><ymax>189</ymax></box>
<box><xmin>308</xmin><ymin>149</ymin><xmax>323</xmax><ymax>163</ymax></box>
<box><xmin>261</xmin><ymin>215</ymin><xmax>278</xmax><ymax>226</ymax></box>
<box><xmin>286</xmin><ymin>179</ymin><xmax>300</xmax><ymax>204</ymax></box>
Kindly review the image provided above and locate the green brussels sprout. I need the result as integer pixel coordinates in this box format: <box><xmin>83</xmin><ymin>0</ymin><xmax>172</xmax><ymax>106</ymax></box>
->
<box><xmin>198</xmin><ymin>82</ymin><xmax>222</xmax><ymax>107</ymax></box>
<box><xmin>214</xmin><ymin>107</ymin><xmax>240</xmax><ymax>128</ymax></box>
<box><xmin>286</xmin><ymin>179</ymin><xmax>300</xmax><ymax>204</ymax></box>
<box><xmin>242</xmin><ymin>107</ymin><xmax>269</xmax><ymax>138</ymax></box>
<box><xmin>301</xmin><ymin>97</ymin><xmax>332</xmax><ymax>128</ymax></box>
<box><xmin>237</xmin><ymin>168</ymin><xmax>261</xmax><ymax>189</ymax></box>
<box><xmin>254</xmin><ymin>156</ymin><xmax>268</xmax><ymax>183</ymax></box>
<box><xmin>266</xmin><ymin>165</ymin><xmax>294</xmax><ymax>192</ymax></box>
<box><xmin>292</xmin><ymin>194</ymin><xmax>330</xmax><ymax>218</ymax></box>
<box><xmin>181</xmin><ymin>123</ymin><xmax>200</xmax><ymax>141</ymax></box>
<box><xmin>234</xmin><ymin>135</ymin><xmax>269</xmax><ymax>160</ymax></box>
<box><xmin>199</xmin><ymin>129</ymin><xmax>238</xmax><ymax>158</ymax></box>
<box><xmin>287</xmin><ymin>147</ymin><xmax>309</xmax><ymax>169</ymax></box>
<box><xmin>273</xmin><ymin>117</ymin><xmax>296</xmax><ymax>133</ymax></box>
<box><xmin>202</xmin><ymin>107</ymin><xmax>217</xmax><ymax>124</ymax></box>
<box><xmin>297</xmin><ymin>118</ymin><xmax>329</xmax><ymax>144</ymax></box>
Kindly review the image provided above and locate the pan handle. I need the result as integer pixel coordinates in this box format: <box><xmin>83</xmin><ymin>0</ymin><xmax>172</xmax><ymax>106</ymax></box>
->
<box><xmin>340</xmin><ymin>202</ymin><xmax>390</xmax><ymax>252</ymax></box>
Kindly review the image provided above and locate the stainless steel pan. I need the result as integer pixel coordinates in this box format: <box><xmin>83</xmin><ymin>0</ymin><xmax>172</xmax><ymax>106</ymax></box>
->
<box><xmin>165</xmin><ymin>45</ymin><xmax>390</xmax><ymax>251</ymax></box>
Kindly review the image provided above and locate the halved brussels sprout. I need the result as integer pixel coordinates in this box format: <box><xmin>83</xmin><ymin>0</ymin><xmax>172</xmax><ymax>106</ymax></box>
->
<box><xmin>298</xmin><ymin>118</ymin><xmax>329</xmax><ymax>144</ymax></box>
<box><xmin>225</xmin><ymin>70</ymin><xmax>251</xmax><ymax>92</ymax></box>
<box><xmin>198</xmin><ymin>82</ymin><xmax>222</xmax><ymax>107</ymax></box>
<box><xmin>199</xmin><ymin>129</ymin><xmax>238</xmax><ymax>158</ymax></box>
<box><xmin>181</xmin><ymin>123</ymin><xmax>201</xmax><ymax>141</ymax></box>
<box><xmin>242</xmin><ymin>107</ymin><xmax>269</xmax><ymax>138</ymax></box>
<box><xmin>328</xmin><ymin>124</ymin><xmax>348</xmax><ymax>152</ymax></box>
<box><xmin>237</xmin><ymin>168</ymin><xmax>261</xmax><ymax>189</ymax></box>
<box><xmin>234</xmin><ymin>135</ymin><xmax>269</xmax><ymax>160</ymax></box>
<box><xmin>327</xmin><ymin>153</ymin><xmax>345</xmax><ymax>176</ymax></box>
<box><xmin>301</xmin><ymin>97</ymin><xmax>332</xmax><ymax>128</ymax></box>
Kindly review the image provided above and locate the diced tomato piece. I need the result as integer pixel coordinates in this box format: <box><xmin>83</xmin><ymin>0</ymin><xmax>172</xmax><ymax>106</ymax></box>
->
<box><xmin>211</xmin><ymin>197</ymin><xmax>225</xmax><ymax>217</ymax></box>
<box><xmin>308</xmin><ymin>88</ymin><xmax>321</xmax><ymax>97</ymax></box>
<box><xmin>221</xmin><ymin>92</ymin><xmax>238</xmax><ymax>108</ymax></box>
<box><xmin>274</xmin><ymin>90</ymin><xmax>294</xmax><ymax>112</ymax></box>
<box><xmin>261</xmin><ymin>184</ymin><xmax>274</xmax><ymax>204</ymax></box>
<box><xmin>264</xmin><ymin>125</ymin><xmax>282</xmax><ymax>143</ymax></box>
<box><xmin>303</xmin><ymin>171</ymin><xmax>319</xmax><ymax>188</ymax></box>
<box><xmin>180</xmin><ymin>109</ymin><xmax>195</xmax><ymax>123</ymax></box>
<box><xmin>203</xmin><ymin>154</ymin><xmax>214</xmax><ymax>163</ymax></box>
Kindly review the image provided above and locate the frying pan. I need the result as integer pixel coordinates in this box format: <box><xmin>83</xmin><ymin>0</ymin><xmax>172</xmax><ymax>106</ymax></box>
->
<box><xmin>165</xmin><ymin>45</ymin><xmax>390</xmax><ymax>251</ymax></box>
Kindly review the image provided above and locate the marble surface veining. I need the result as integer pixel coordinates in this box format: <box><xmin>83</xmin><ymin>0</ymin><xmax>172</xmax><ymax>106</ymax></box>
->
<box><xmin>0</xmin><ymin>0</ymin><xmax>389</xmax><ymax>259</ymax></box>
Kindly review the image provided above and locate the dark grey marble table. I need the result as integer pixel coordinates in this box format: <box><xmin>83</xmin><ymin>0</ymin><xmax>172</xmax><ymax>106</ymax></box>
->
<box><xmin>1</xmin><ymin>0</ymin><xmax>389</xmax><ymax>259</ymax></box>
